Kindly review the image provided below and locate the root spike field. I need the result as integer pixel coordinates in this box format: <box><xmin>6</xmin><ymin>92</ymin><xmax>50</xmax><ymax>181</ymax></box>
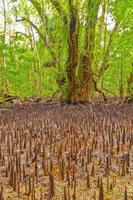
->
<box><xmin>0</xmin><ymin>99</ymin><xmax>133</xmax><ymax>200</ymax></box>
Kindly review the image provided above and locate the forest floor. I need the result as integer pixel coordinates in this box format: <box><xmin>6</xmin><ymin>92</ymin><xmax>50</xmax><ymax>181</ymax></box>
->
<box><xmin>0</xmin><ymin>97</ymin><xmax>133</xmax><ymax>200</ymax></box>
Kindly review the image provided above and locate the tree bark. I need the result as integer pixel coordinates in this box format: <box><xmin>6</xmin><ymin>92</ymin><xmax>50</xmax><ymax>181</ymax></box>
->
<box><xmin>127</xmin><ymin>70</ymin><xmax>133</xmax><ymax>96</ymax></box>
<box><xmin>66</xmin><ymin>2</ymin><xmax>79</xmax><ymax>101</ymax></box>
<box><xmin>76</xmin><ymin>0</ymin><xmax>101</xmax><ymax>101</ymax></box>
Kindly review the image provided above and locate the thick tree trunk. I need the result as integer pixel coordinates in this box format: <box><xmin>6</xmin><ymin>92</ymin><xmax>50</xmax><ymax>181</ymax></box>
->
<box><xmin>78</xmin><ymin>53</ymin><xmax>94</xmax><ymax>101</ymax></box>
<box><xmin>66</xmin><ymin>43</ymin><xmax>94</xmax><ymax>102</ymax></box>
<box><xmin>66</xmin><ymin>0</ymin><xmax>100</xmax><ymax>102</ymax></box>
<box><xmin>66</xmin><ymin>6</ymin><xmax>79</xmax><ymax>102</ymax></box>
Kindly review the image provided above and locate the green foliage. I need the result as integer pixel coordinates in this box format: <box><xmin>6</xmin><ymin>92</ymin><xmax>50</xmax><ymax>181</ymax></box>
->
<box><xmin>0</xmin><ymin>0</ymin><xmax>132</xmax><ymax>98</ymax></box>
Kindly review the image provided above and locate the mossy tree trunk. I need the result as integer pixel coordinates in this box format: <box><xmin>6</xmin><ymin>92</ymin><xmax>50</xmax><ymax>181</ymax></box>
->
<box><xmin>127</xmin><ymin>70</ymin><xmax>133</xmax><ymax>96</ymax></box>
<box><xmin>66</xmin><ymin>0</ymin><xmax>100</xmax><ymax>102</ymax></box>
<box><xmin>66</xmin><ymin>1</ymin><xmax>79</xmax><ymax>101</ymax></box>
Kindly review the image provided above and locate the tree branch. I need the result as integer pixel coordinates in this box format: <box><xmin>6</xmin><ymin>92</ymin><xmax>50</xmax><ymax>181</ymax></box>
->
<box><xmin>16</xmin><ymin>17</ymin><xmax>57</xmax><ymax>64</ymax></box>
<box><xmin>49</xmin><ymin>0</ymin><xmax>67</xmax><ymax>24</ymax></box>
<box><xmin>15</xmin><ymin>31</ymin><xmax>29</xmax><ymax>38</ymax></box>
<box><xmin>29</xmin><ymin>0</ymin><xmax>43</xmax><ymax>20</ymax></box>
<box><xmin>85</xmin><ymin>0</ymin><xmax>101</xmax><ymax>52</ymax></box>
<box><xmin>16</xmin><ymin>18</ymin><xmax>46</xmax><ymax>44</ymax></box>
<box><xmin>99</xmin><ymin>23</ymin><xmax>119</xmax><ymax>78</ymax></box>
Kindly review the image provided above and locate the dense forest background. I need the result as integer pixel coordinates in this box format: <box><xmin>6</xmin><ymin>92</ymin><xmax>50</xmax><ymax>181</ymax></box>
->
<box><xmin>0</xmin><ymin>0</ymin><xmax>133</xmax><ymax>101</ymax></box>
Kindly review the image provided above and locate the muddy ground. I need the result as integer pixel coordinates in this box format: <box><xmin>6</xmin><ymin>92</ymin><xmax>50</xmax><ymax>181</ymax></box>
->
<box><xmin>0</xmin><ymin>98</ymin><xmax>133</xmax><ymax>200</ymax></box>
